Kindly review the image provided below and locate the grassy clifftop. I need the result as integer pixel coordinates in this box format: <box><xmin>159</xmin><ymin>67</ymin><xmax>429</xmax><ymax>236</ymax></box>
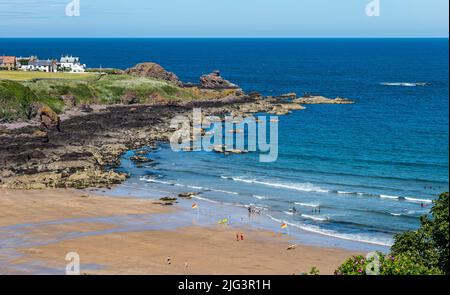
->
<box><xmin>0</xmin><ymin>80</ymin><xmax>39</xmax><ymax>121</ymax></box>
<box><xmin>0</xmin><ymin>72</ymin><xmax>198</xmax><ymax>122</ymax></box>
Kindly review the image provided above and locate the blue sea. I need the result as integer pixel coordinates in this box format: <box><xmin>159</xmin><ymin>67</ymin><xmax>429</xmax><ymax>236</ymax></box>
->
<box><xmin>2</xmin><ymin>38</ymin><xmax>448</xmax><ymax>248</ymax></box>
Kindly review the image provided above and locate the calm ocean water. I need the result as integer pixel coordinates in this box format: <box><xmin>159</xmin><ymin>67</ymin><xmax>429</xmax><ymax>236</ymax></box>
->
<box><xmin>2</xmin><ymin>38</ymin><xmax>448</xmax><ymax>246</ymax></box>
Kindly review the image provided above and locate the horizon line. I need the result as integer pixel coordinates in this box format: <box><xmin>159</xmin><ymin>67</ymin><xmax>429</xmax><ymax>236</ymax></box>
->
<box><xmin>1</xmin><ymin>36</ymin><xmax>449</xmax><ymax>39</ymax></box>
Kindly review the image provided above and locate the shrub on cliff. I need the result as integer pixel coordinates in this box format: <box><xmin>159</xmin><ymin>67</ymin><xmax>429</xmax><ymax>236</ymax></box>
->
<box><xmin>335</xmin><ymin>252</ymin><xmax>442</xmax><ymax>275</ymax></box>
<box><xmin>335</xmin><ymin>192</ymin><xmax>449</xmax><ymax>275</ymax></box>
<box><xmin>391</xmin><ymin>192</ymin><xmax>449</xmax><ymax>274</ymax></box>
<box><xmin>0</xmin><ymin>80</ymin><xmax>37</xmax><ymax>121</ymax></box>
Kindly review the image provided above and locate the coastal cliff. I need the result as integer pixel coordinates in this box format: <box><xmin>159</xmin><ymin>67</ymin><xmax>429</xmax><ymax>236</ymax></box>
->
<box><xmin>0</xmin><ymin>63</ymin><xmax>353</xmax><ymax>189</ymax></box>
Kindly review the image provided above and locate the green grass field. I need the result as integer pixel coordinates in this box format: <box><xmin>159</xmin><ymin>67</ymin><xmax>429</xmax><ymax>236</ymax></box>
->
<box><xmin>0</xmin><ymin>71</ymin><xmax>98</xmax><ymax>81</ymax></box>
<box><xmin>0</xmin><ymin>72</ymin><xmax>199</xmax><ymax>122</ymax></box>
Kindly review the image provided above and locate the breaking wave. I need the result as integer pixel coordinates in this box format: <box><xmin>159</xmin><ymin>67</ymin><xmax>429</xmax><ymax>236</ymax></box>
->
<box><xmin>221</xmin><ymin>176</ymin><xmax>330</xmax><ymax>193</ymax></box>
<box><xmin>265</xmin><ymin>214</ymin><xmax>393</xmax><ymax>247</ymax></box>
<box><xmin>301</xmin><ymin>214</ymin><xmax>329</xmax><ymax>222</ymax></box>
<box><xmin>221</xmin><ymin>176</ymin><xmax>433</xmax><ymax>204</ymax></box>
<box><xmin>380</xmin><ymin>82</ymin><xmax>428</xmax><ymax>87</ymax></box>
<box><xmin>294</xmin><ymin>202</ymin><xmax>320</xmax><ymax>208</ymax></box>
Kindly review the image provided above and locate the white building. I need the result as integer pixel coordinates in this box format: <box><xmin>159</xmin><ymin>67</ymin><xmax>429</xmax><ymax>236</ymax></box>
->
<box><xmin>21</xmin><ymin>59</ymin><xmax>58</xmax><ymax>72</ymax></box>
<box><xmin>59</xmin><ymin>55</ymin><xmax>86</xmax><ymax>73</ymax></box>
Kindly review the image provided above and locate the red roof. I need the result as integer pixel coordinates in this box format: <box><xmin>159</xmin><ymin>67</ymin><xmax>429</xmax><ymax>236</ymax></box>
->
<box><xmin>0</xmin><ymin>56</ymin><xmax>16</xmax><ymax>64</ymax></box>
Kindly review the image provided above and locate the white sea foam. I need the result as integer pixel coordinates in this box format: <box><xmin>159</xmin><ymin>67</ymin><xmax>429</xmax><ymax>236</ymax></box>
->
<box><xmin>406</xmin><ymin>210</ymin><xmax>422</xmax><ymax>215</ymax></box>
<box><xmin>294</xmin><ymin>202</ymin><xmax>320</xmax><ymax>208</ymax></box>
<box><xmin>337</xmin><ymin>190</ymin><xmax>352</xmax><ymax>194</ymax></box>
<box><xmin>380</xmin><ymin>82</ymin><xmax>427</xmax><ymax>87</ymax></box>
<box><xmin>390</xmin><ymin>213</ymin><xmax>402</xmax><ymax>216</ymax></box>
<box><xmin>188</xmin><ymin>185</ymin><xmax>204</xmax><ymax>190</ymax></box>
<box><xmin>301</xmin><ymin>214</ymin><xmax>329</xmax><ymax>222</ymax></box>
<box><xmin>227</xmin><ymin>176</ymin><xmax>329</xmax><ymax>193</ymax></box>
<box><xmin>380</xmin><ymin>194</ymin><xmax>400</xmax><ymax>200</ymax></box>
<box><xmin>253</xmin><ymin>195</ymin><xmax>268</xmax><ymax>200</ymax></box>
<box><xmin>140</xmin><ymin>177</ymin><xmax>173</xmax><ymax>186</ymax></box>
<box><xmin>284</xmin><ymin>211</ymin><xmax>294</xmax><ymax>216</ymax></box>
<box><xmin>210</xmin><ymin>189</ymin><xmax>239</xmax><ymax>195</ymax></box>
<box><xmin>191</xmin><ymin>195</ymin><xmax>219</xmax><ymax>204</ymax></box>
<box><xmin>404</xmin><ymin>197</ymin><xmax>433</xmax><ymax>204</ymax></box>
<box><xmin>265</xmin><ymin>214</ymin><xmax>393</xmax><ymax>247</ymax></box>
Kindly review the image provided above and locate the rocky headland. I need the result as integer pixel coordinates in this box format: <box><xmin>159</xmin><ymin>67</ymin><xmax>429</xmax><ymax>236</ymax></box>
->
<box><xmin>0</xmin><ymin>63</ymin><xmax>354</xmax><ymax>190</ymax></box>
<box><xmin>293</xmin><ymin>95</ymin><xmax>354</xmax><ymax>104</ymax></box>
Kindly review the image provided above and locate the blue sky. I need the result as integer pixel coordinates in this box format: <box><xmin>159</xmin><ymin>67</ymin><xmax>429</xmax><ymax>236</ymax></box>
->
<box><xmin>0</xmin><ymin>0</ymin><xmax>448</xmax><ymax>37</ymax></box>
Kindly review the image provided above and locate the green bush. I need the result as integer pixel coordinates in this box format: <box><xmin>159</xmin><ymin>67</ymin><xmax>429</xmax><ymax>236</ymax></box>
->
<box><xmin>335</xmin><ymin>192</ymin><xmax>449</xmax><ymax>275</ymax></box>
<box><xmin>0</xmin><ymin>80</ymin><xmax>37</xmax><ymax>121</ymax></box>
<box><xmin>391</xmin><ymin>192</ymin><xmax>449</xmax><ymax>274</ymax></box>
<box><xmin>1</xmin><ymin>74</ymin><xmax>204</xmax><ymax>121</ymax></box>
<box><xmin>335</xmin><ymin>252</ymin><xmax>442</xmax><ymax>275</ymax></box>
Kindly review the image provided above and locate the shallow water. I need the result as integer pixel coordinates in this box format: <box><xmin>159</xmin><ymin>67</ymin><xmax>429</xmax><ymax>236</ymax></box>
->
<box><xmin>2</xmin><ymin>38</ymin><xmax>448</xmax><ymax>249</ymax></box>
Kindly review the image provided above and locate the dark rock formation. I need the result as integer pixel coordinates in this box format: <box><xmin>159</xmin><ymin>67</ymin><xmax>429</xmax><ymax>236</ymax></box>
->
<box><xmin>121</xmin><ymin>91</ymin><xmax>140</xmax><ymax>105</ymax></box>
<box><xmin>80</xmin><ymin>103</ymin><xmax>93</xmax><ymax>113</ymax></box>
<box><xmin>293</xmin><ymin>95</ymin><xmax>354</xmax><ymax>104</ymax></box>
<box><xmin>199</xmin><ymin>71</ymin><xmax>239</xmax><ymax>89</ymax></box>
<box><xmin>38</xmin><ymin>105</ymin><xmax>60</xmax><ymax>131</ymax></box>
<box><xmin>61</xmin><ymin>94</ymin><xmax>76</xmax><ymax>109</ymax></box>
<box><xmin>0</xmin><ymin>87</ymin><xmax>354</xmax><ymax>190</ymax></box>
<box><xmin>130</xmin><ymin>156</ymin><xmax>153</xmax><ymax>164</ymax></box>
<box><xmin>125</xmin><ymin>62</ymin><xmax>181</xmax><ymax>86</ymax></box>
<box><xmin>178</xmin><ymin>192</ymin><xmax>198</xmax><ymax>199</ymax></box>
<box><xmin>278</xmin><ymin>93</ymin><xmax>297</xmax><ymax>99</ymax></box>
<box><xmin>27</xmin><ymin>102</ymin><xmax>43</xmax><ymax>120</ymax></box>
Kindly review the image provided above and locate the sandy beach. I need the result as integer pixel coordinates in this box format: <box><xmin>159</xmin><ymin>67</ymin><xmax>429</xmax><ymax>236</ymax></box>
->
<box><xmin>0</xmin><ymin>188</ymin><xmax>357</xmax><ymax>275</ymax></box>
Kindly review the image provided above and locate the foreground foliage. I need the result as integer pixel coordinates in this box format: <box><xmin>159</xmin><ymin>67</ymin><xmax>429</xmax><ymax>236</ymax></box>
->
<box><xmin>0</xmin><ymin>74</ymin><xmax>195</xmax><ymax>122</ymax></box>
<box><xmin>335</xmin><ymin>192</ymin><xmax>449</xmax><ymax>275</ymax></box>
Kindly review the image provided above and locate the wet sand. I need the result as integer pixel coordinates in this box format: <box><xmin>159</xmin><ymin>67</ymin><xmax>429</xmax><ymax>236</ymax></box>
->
<box><xmin>0</xmin><ymin>189</ymin><xmax>357</xmax><ymax>275</ymax></box>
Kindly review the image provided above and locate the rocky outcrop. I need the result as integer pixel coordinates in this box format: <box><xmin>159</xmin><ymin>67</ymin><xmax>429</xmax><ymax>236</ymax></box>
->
<box><xmin>199</xmin><ymin>71</ymin><xmax>239</xmax><ymax>90</ymax></box>
<box><xmin>130</xmin><ymin>156</ymin><xmax>153</xmax><ymax>164</ymax></box>
<box><xmin>121</xmin><ymin>91</ymin><xmax>140</xmax><ymax>105</ymax></box>
<box><xmin>61</xmin><ymin>94</ymin><xmax>76</xmax><ymax>109</ymax></box>
<box><xmin>125</xmin><ymin>62</ymin><xmax>181</xmax><ymax>86</ymax></box>
<box><xmin>293</xmin><ymin>95</ymin><xmax>354</xmax><ymax>104</ymax></box>
<box><xmin>2</xmin><ymin>169</ymin><xmax>128</xmax><ymax>190</ymax></box>
<box><xmin>27</xmin><ymin>102</ymin><xmax>43</xmax><ymax>120</ymax></box>
<box><xmin>178</xmin><ymin>192</ymin><xmax>198</xmax><ymax>199</ymax></box>
<box><xmin>266</xmin><ymin>102</ymin><xmax>306</xmax><ymax>115</ymax></box>
<box><xmin>38</xmin><ymin>105</ymin><xmax>60</xmax><ymax>131</ymax></box>
<box><xmin>80</xmin><ymin>103</ymin><xmax>94</xmax><ymax>113</ymax></box>
<box><xmin>278</xmin><ymin>93</ymin><xmax>297</xmax><ymax>99</ymax></box>
<box><xmin>0</xmin><ymin>76</ymin><xmax>355</xmax><ymax>190</ymax></box>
